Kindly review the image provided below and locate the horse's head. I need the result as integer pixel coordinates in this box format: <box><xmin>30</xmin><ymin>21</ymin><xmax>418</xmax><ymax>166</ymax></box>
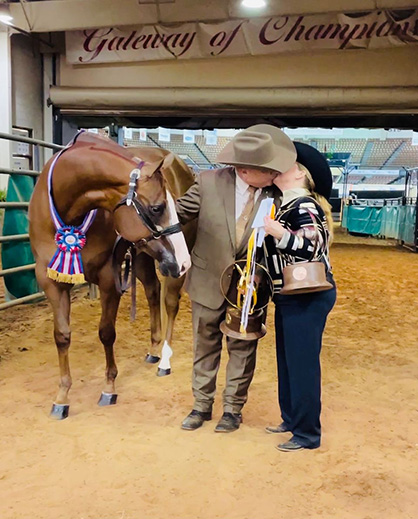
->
<box><xmin>113</xmin><ymin>159</ymin><xmax>190</xmax><ymax>278</ymax></box>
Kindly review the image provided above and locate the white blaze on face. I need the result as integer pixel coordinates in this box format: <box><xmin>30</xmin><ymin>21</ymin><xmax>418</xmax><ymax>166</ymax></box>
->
<box><xmin>166</xmin><ymin>190</ymin><xmax>191</xmax><ymax>276</ymax></box>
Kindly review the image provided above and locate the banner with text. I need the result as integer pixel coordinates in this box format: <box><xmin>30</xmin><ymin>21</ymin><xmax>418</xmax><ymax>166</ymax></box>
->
<box><xmin>66</xmin><ymin>9</ymin><xmax>418</xmax><ymax>65</ymax></box>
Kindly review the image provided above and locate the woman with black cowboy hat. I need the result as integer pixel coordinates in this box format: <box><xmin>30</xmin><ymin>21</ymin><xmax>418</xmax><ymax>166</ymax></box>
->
<box><xmin>249</xmin><ymin>125</ymin><xmax>337</xmax><ymax>452</ymax></box>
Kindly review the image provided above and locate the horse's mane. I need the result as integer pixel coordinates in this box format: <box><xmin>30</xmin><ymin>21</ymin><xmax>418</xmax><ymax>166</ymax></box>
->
<box><xmin>71</xmin><ymin>132</ymin><xmax>194</xmax><ymax>197</ymax></box>
<box><xmin>74</xmin><ymin>132</ymin><xmax>140</xmax><ymax>165</ymax></box>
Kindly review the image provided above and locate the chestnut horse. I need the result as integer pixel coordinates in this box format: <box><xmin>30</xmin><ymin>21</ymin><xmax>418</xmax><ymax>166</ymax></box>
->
<box><xmin>29</xmin><ymin>132</ymin><xmax>192</xmax><ymax>419</ymax></box>
<box><xmin>126</xmin><ymin>146</ymin><xmax>196</xmax><ymax>374</ymax></box>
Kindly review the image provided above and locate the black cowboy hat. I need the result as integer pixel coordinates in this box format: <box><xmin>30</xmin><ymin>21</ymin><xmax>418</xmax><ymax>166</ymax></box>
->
<box><xmin>246</xmin><ymin>125</ymin><xmax>333</xmax><ymax>200</ymax></box>
<box><xmin>293</xmin><ymin>141</ymin><xmax>333</xmax><ymax>200</ymax></box>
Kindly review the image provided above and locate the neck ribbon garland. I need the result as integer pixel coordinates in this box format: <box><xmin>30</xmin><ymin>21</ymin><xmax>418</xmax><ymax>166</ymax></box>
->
<box><xmin>47</xmin><ymin>131</ymin><xmax>97</xmax><ymax>284</ymax></box>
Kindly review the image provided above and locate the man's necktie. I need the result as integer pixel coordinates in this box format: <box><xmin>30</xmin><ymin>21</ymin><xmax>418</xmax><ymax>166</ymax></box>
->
<box><xmin>236</xmin><ymin>186</ymin><xmax>256</xmax><ymax>247</ymax></box>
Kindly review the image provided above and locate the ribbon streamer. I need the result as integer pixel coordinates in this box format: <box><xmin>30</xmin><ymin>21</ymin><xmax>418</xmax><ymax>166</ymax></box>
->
<box><xmin>46</xmin><ymin>131</ymin><xmax>97</xmax><ymax>284</ymax></box>
<box><xmin>239</xmin><ymin>229</ymin><xmax>258</xmax><ymax>334</ymax></box>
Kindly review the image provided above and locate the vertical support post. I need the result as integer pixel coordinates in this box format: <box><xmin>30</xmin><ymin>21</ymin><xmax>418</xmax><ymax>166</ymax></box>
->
<box><xmin>108</xmin><ymin>123</ymin><xmax>119</xmax><ymax>143</ymax></box>
<box><xmin>62</xmin><ymin>119</ymin><xmax>78</xmax><ymax>147</ymax></box>
<box><xmin>414</xmin><ymin>180</ymin><xmax>418</xmax><ymax>253</ymax></box>
<box><xmin>402</xmin><ymin>167</ymin><xmax>409</xmax><ymax>206</ymax></box>
<box><xmin>89</xmin><ymin>283</ymin><xmax>98</xmax><ymax>300</ymax></box>
<box><xmin>43</xmin><ymin>53</ymin><xmax>54</xmax><ymax>163</ymax></box>
<box><xmin>53</xmin><ymin>108</ymin><xmax>63</xmax><ymax>146</ymax></box>
<box><xmin>117</xmin><ymin>126</ymin><xmax>124</xmax><ymax>146</ymax></box>
<box><xmin>341</xmin><ymin>165</ymin><xmax>349</xmax><ymax>228</ymax></box>
<box><xmin>0</xmin><ymin>30</ymin><xmax>12</xmax><ymax>193</ymax></box>
<box><xmin>33</xmin><ymin>144</ymin><xmax>41</xmax><ymax>172</ymax></box>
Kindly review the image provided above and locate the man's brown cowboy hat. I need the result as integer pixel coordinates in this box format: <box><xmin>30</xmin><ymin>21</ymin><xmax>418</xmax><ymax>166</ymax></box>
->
<box><xmin>216</xmin><ymin>128</ymin><xmax>296</xmax><ymax>173</ymax></box>
<box><xmin>247</xmin><ymin>124</ymin><xmax>333</xmax><ymax>200</ymax></box>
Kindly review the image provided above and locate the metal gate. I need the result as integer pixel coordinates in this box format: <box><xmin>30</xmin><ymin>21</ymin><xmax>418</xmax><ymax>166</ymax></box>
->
<box><xmin>0</xmin><ymin>131</ymin><xmax>63</xmax><ymax>310</ymax></box>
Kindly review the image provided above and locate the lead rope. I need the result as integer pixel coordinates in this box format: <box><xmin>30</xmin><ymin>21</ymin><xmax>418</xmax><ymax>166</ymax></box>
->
<box><xmin>130</xmin><ymin>245</ymin><xmax>137</xmax><ymax>321</ymax></box>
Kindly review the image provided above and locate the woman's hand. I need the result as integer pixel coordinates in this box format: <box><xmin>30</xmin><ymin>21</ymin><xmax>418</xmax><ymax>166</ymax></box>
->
<box><xmin>263</xmin><ymin>216</ymin><xmax>286</xmax><ymax>240</ymax></box>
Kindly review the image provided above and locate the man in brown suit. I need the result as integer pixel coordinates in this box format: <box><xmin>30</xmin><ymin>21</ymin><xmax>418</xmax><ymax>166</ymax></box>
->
<box><xmin>176</xmin><ymin>127</ymin><xmax>296</xmax><ymax>432</ymax></box>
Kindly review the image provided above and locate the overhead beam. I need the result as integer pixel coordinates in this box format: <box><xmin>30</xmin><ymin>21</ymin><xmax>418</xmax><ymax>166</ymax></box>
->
<box><xmin>9</xmin><ymin>0</ymin><xmax>418</xmax><ymax>33</ymax></box>
<box><xmin>49</xmin><ymin>86</ymin><xmax>418</xmax><ymax>115</ymax></box>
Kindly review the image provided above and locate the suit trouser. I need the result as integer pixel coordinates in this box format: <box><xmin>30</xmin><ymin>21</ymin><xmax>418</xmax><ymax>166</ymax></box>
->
<box><xmin>191</xmin><ymin>301</ymin><xmax>258</xmax><ymax>415</ymax></box>
<box><xmin>274</xmin><ymin>287</ymin><xmax>336</xmax><ymax>448</ymax></box>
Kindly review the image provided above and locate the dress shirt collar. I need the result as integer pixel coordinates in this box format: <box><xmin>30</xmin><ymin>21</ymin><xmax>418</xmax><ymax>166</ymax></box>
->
<box><xmin>235</xmin><ymin>171</ymin><xmax>252</xmax><ymax>195</ymax></box>
<box><xmin>282</xmin><ymin>187</ymin><xmax>310</xmax><ymax>206</ymax></box>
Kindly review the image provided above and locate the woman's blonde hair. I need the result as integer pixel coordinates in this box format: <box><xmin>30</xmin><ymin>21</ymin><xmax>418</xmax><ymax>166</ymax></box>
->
<box><xmin>296</xmin><ymin>162</ymin><xmax>334</xmax><ymax>242</ymax></box>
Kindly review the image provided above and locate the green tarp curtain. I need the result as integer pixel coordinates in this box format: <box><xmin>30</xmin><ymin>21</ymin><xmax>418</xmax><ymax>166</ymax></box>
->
<box><xmin>380</xmin><ymin>205</ymin><xmax>400</xmax><ymax>239</ymax></box>
<box><xmin>1</xmin><ymin>175</ymin><xmax>38</xmax><ymax>299</ymax></box>
<box><xmin>398</xmin><ymin>205</ymin><xmax>416</xmax><ymax>245</ymax></box>
<box><xmin>343</xmin><ymin>205</ymin><xmax>382</xmax><ymax>236</ymax></box>
<box><xmin>342</xmin><ymin>204</ymin><xmax>416</xmax><ymax>246</ymax></box>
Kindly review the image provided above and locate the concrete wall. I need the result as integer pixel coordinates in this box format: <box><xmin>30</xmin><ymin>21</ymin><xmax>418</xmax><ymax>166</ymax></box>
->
<box><xmin>11</xmin><ymin>34</ymin><xmax>43</xmax><ymax>139</ymax></box>
<box><xmin>0</xmin><ymin>32</ymin><xmax>12</xmax><ymax>193</ymax></box>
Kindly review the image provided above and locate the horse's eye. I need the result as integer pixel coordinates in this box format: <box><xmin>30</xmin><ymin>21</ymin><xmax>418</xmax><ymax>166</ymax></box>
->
<box><xmin>150</xmin><ymin>203</ymin><xmax>165</xmax><ymax>216</ymax></box>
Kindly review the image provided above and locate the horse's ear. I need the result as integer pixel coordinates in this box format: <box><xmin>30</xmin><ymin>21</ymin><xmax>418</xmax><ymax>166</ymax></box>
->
<box><xmin>160</xmin><ymin>153</ymin><xmax>194</xmax><ymax>197</ymax></box>
<box><xmin>140</xmin><ymin>159</ymin><xmax>164</xmax><ymax>179</ymax></box>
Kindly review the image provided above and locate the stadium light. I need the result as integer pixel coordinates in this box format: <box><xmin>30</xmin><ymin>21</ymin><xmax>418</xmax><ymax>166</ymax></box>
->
<box><xmin>241</xmin><ymin>0</ymin><xmax>267</xmax><ymax>8</ymax></box>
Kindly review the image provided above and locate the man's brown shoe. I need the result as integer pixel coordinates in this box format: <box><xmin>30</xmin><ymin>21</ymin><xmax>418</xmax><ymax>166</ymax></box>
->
<box><xmin>214</xmin><ymin>412</ymin><xmax>242</xmax><ymax>433</ymax></box>
<box><xmin>181</xmin><ymin>410</ymin><xmax>212</xmax><ymax>430</ymax></box>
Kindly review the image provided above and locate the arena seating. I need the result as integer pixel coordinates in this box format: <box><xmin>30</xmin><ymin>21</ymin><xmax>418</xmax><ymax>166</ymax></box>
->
<box><xmin>120</xmin><ymin>130</ymin><xmax>418</xmax><ymax>186</ymax></box>
<box><xmin>346</xmin><ymin>174</ymin><xmax>366</xmax><ymax>184</ymax></box>
<box><xmin>361</xmin><ymin>175</ymin><xmax>399</xmax><ymax>184</ymax></box>
<box><xmin>389</xmin><ymin>176</ymin><xmax>406</xmax><ymax>185</ymax></box>
<box><xmin>361</xmin><ymin>139</ymin><xmax>404</xmax><ymax>168</ymax></box>
<box><xmin>313</xmin><ymin>139</ymin><xmax>367</xmax><ymax>163</ymax></box>
<box><xmin>195</xmin><ymin>135</ymin><xmax>231</xmax><ymax>164</ymax></box>
<box><xmin>387</xmin><ymin>141</ymin><xmax>418</xmax><ymax>168</ymax></box>
<box><xmin>124</xmin><ymin>131</ymin><xmax>160</xmax><ymax>148</ymax></box>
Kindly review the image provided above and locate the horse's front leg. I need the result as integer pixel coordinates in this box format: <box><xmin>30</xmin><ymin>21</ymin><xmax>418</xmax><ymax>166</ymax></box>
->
<box><xmin>37</xmin><ymin>267</ymin><xmax>73</xmax><ymax>420</ymax></box>
<box><xmin>156</xmin><ymin>275</ymin><xmax>186</xmax><ymax>376</ymax></box>
<box><xmin>134</xmin><ymin>252</ymin><xmax>162</xmax><ymax>365</ymax></box>
<box><xmin>97</xmin><ymin>263</ymin><xmax>121</xmax><ymax>406</ymax></box>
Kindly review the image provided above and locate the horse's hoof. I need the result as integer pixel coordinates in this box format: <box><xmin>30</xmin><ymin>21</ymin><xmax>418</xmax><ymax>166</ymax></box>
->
<box><xmin>98</xmin><ymin>392</ymin><xmax>118</xmax><ymax>406</ymax></box>
<box><xmin>145</xmin><ymin>354</ymin><xmax>160</xmax><ymax>364</ymax></box>
<box><xmin>157</xmin><ymin>367</ymin><xmax>171</xmax><ymax>377</ymax></box>
<box><xmin>50</xmin><ymin>403</ymin><xmax>69</xmax><ymax>420</ymax></box>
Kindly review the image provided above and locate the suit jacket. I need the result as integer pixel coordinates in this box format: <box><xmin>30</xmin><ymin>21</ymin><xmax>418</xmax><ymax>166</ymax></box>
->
<box><xmin>176</xmin><ymin>166</ymin><xmax>280</xmax><ymax>310</ymax></box>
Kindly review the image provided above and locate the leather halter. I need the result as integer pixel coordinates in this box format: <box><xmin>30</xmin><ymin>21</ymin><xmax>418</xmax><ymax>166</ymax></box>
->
<box><xmin>113</xmin><ymin>166</ymin><xmax>182</xmax><ymax>246</ymax></box>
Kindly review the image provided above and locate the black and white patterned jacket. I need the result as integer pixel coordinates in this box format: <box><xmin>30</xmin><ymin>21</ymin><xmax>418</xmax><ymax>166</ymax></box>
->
<box><xmin>263</xmin><ymin>194</ymin><xmax>334</xmax><ymax>296</ymax></box>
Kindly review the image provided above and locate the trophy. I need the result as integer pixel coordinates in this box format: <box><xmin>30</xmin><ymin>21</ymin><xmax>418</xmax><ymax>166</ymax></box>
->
<box><xmin>220</xmin><ymin>257</ymin><xmax>273</xmax><ymax>341</ymax></box>
<box><xmin>220</xmin><ymin>201</ymin><xmax>275</xmax><ymax>340</ymax></box>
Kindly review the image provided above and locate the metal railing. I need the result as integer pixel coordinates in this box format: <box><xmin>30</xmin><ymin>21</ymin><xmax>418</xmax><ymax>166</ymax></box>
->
<box><xmin>0</xmin><ymin>132</ymin><xmax>63</xmax><ymax>310</ymax></box>
<box><xmin>348</xmin><ymin>197</ymin><xmax>403</xmax><ymax>207</ymax></box>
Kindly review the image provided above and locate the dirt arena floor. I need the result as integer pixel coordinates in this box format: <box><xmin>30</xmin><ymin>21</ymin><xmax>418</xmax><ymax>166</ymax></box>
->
<box><xmin>0</xmin><ymin>229</ymin><xmax>417</xmax><ymax>519</ymax></box>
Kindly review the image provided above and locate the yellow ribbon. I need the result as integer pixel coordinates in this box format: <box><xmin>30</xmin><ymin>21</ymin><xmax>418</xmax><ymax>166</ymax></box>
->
<box><xmin>47</xmin><ymin>268</ymin><xmax>85</xmax><ymax>284</ymax></box>
<box><xmin>236</xmin><ymin>229</ymin><xmax>257</xmax><ymax>313</ymax></box>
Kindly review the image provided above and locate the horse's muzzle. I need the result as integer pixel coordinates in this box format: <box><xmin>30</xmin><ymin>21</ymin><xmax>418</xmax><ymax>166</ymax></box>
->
<box><xmin>159</xmin><ymin>259</ymin><xmax>181</xmax><ymax>278</ymax></box>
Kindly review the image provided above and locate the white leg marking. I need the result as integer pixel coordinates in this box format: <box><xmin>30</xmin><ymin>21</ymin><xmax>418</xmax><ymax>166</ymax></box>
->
<box><xmin>158</xmin><ymin>341</ymin><xmax>173</xmax><ymax>370</ymax></box>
